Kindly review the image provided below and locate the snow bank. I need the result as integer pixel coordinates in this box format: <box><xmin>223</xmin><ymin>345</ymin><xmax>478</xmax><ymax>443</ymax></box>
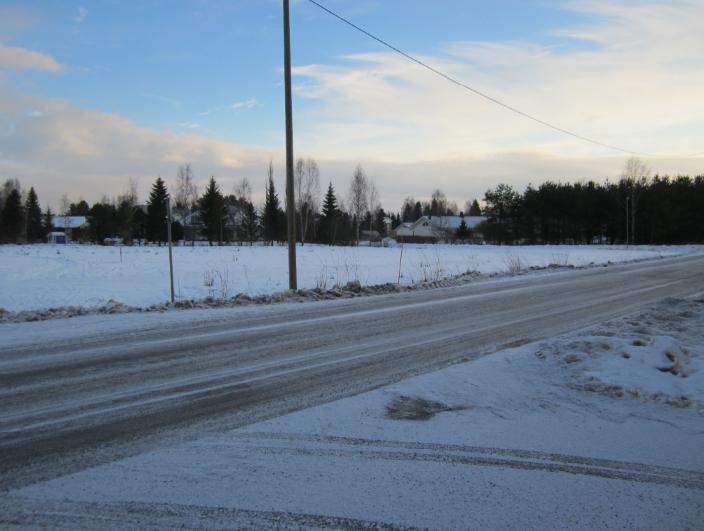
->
<box><xmin>538</xmin><ymin>296</ymin><xmax>704</xmax><ymax>407</ymax></box>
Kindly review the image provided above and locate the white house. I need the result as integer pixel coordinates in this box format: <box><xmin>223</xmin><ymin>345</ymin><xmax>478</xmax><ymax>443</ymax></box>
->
<box><xmin>47</xmin><ymin>231</ymin><xmax>68</xmax><ymax>244</ymax></box>
<box><xmin>394</xmin><ymin>215</ymin><xmax>486</xmax><ymax>242</ymax></box>
<box><xmin>49</xmin><ymin>216</ymin><xmax>89</xmax><ymax>242</ymax></box>
<box><xmin>51</xmin><ymin>215</ymin><xmax>88</xmax><ymax>230</ymax></box>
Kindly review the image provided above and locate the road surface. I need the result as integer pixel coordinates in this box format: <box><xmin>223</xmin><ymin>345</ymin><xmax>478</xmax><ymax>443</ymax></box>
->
<box><xmin>1</xmin><ymin>253</ymin><xmax>703</xmax><ymax>491</ymax></box>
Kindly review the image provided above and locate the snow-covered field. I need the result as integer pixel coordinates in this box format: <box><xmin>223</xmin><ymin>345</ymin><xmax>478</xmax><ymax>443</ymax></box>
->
<box><xmin>6</xmin><ymin>296</ymin><xmax>703</xmax><ymax>529</ymax></box>
<box><xmin>0</xmin><ymin>243</ymin><xmax>698</xmax><ymax>312</ymax></box>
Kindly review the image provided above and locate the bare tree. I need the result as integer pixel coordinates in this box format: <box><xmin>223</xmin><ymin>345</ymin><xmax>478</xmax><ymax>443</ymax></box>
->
<box><xmin>621</xmin><ymin>157</ymin><xmax>651</xmax><ymax>244</ymax></box>
<box><xmin>175</xmin><ymin>163</ymin><xmax>198</xmax><ymax>211</ymax></box>
<box><xmin>294</xmin><ymin>157</ymin><xmax>321</xmax><ymax>245</ymax></box>
<box><xmin>59</xmin><ymin>194</ymin><xmax>71</xmax><ymax>216</ymax></box>
<box><xmin>367</xmin><ymin>178</ymin><xmax>380</xmax><ymax>237</ymax></box>
<box><xmin>348</xmin><ymin>164</ymin><xmax>368</xmax><ymax>244</ymax></box>
<box><xmin>123</xmin><ymin>177</ymin><xmax>138</xmax><ymax>205</ymax></box>
<box><xmin>234</xmin><ymin>177</ymin><xmax>253</xmax><ymax>204</ymax></box>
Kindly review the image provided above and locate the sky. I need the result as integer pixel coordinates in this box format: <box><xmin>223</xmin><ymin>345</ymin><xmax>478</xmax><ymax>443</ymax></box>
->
<box><xmin>0</xmin><ymin>0</ymin><xmax>703</xmax><ymax>212</ymax></box>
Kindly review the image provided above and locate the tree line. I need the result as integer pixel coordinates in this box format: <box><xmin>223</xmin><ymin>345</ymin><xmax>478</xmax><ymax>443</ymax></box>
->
<box><xmin>0</xmin><ymin>160</ymin><xmax>391</xmax><ymax>246</ymax></box>
<box><xmin>480</xmin><ymin>159</ymin><xmax>703</xmax><ymax>245</ymax></box>
<box><xmin>1</xmin><ymin>157</ymin><xmax>702</xmax><ymax>245</ymax></box>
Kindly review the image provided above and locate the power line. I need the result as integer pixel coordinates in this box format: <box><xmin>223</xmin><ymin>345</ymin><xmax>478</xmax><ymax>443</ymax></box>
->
<box><xmin>306</xmin><ymin>0</ymin><xmax>654</xmax><ymax>157</ymax></box>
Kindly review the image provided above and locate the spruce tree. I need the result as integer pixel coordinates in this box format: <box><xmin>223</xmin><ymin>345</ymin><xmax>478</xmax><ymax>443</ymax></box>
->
<box><xmin>25</xmin><ymin>187</ymin><xmax>43</xmax><ymax>242</ymax></box>
<box><xmin>262</xmin><ymin>174</ymin><xmax>281</xmax><ymax>245</ymax></box>
<box><xmin>89</xmin><ymin>201</ymin><xmax>118</xmax><ymax>244</ymax></box>
<box><xmin>43</xmin><ymin>207</ymin><xmax>54</xmax><ymax>238</ymax></box>
<box><xmin>321</xmin><ymin>182</ymin><xmax>338</xmax><ymax>245</ymax></box>
<box><xmin>69</xmin><ymin>200</ymin><xmax>90</xmax><ymax>215</ymax></box>
<box><xmin>1</xmin><ymin>189</ymin><xmax>23</xmax><ymax>242</ymax></box>
<box><xmin>321</xmin><ymin>182</ymin><xmax>337</xmax><ymax>218</ymax></box>
<box><xmin>456</xmin><ymin>219</ymin><xmax>470</xmax><ymax>242</ymax></box>
<box><xmin>146</xmin><ymin>177</ymin><xmax>169</xmax><ymax>245</ymax></box>
<box><xmin>198</xmin><ymin>177</ymin><xmax>225</xmax><ymax>245</ymax></box>
<box><xmin>468</xmin><ymin>199</ymin><xmax>482</xmax><ymax>216</ymax></box>
<box><xmin>374</xmin><ymin>208</ymin><xmax>387</xmax><ymax>237</ymax></box>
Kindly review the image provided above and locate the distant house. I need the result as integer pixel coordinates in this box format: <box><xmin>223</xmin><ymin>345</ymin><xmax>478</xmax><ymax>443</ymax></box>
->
<box><xmin>47</xmin><ymin>231</ymin><xmax>68</xmax><ymax>244</ymax></box>
<box><xmin>49</xmin><ymin>216</ymin><xmax>89</xmax><ymax>242</ymax></box>
<box><xmin>393</xmin><ymin>215</ymin><xmax>487</xmax><ymax>243</ymax></box>
<box><xmin>51</xmin><ymin>215</ymin><xmax>88</xmax><ymax>230</ymax></box>
<box><xmin>177</xmin><ymin>211</ymin><xmax>205</xmax><ymax>242</ymax></box>
<box><xmin>176</xmin><ymin>205</ymin><xmax>245</xmax><ymax>242</ymax></box>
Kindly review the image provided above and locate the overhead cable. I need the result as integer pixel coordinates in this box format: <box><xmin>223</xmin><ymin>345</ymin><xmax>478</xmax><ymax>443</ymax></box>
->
<box><xmin>307</xmin><ymin>0</ymin><xmax>656</xmax><ymax>157</ymax></box>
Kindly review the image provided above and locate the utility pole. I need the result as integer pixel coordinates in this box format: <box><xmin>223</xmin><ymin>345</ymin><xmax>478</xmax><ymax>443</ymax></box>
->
<box><xmin>631</xmin><ymin>188</ymin><xmax>636</xmax><ymax>246</ymax></box>
<box><xmin>625</xmin><ymin>196</ymin><xmax>630</xmax><ymax>246</ymax></box>
<box><xmin>283</xmin><ymin>0</ymin><xmax>297</xmax><ymax>290</ymax></box>
<box><xmin>167</xmin><ymin>197</ymin><xmax>175</xmax><ymax>303</ymax></box>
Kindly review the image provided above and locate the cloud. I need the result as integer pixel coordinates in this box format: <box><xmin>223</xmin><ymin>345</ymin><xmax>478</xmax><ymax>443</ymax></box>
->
<box><xmin>0</xmin><ymin>86</ymin><xmax>701</xmax><ymax>212</ymax></box>
<box><xmin>231</xmin><ymin>98</ymin><xmax>258</xmax><ymax>110</ymax></box>
<box><xmin>0</xmin><ymin>44</ymin><xmax>64</xmax><ymax>73</ymax></box>
<box><xmin>73</xmin><ymin>7</ymin><xmax>88</xmax><ymax>23</ymax></box>
<box><xmin>291</xmin><ymin>0</ymin><xmax>704</xmax><ymax>163</ymax></box>
<box><xmin>0</xmin><ymin>91</ymin><xmax>278</xmax><ymax>208</ymax></box>
<box><xmin>1</xmin><ymin>0</ymin><xmax>702</xmax><ymax>212</ymax></box>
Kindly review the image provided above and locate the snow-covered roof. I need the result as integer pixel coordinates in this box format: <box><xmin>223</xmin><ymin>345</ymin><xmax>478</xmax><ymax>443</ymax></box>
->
<box><xmin>179</xmin><ymin>205</ymin><xmax>243</xmax><ymax>227</ymax></box>
<box><xmin>52</xmin><ymin>216</ymin><xmax>88</xmax><ymax>229</ymax></box>
<box><xmin>424</xmin><ymin>215</ymin><xmax>486</xmax><ymax>230</ymax></box>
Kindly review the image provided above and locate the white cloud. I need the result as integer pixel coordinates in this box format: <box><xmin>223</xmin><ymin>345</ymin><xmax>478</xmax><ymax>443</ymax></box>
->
<box><xmin>1</xmin><ymin>86</ymin><xmax>701</xmax><ymax>212</ymax></box>
<box><xmin>0</xmin><ymin>44</ymin><xmax>63</xmax><ymax>73</ymax></box>
<box><xmin>176</xmin><ymin>122</ymin><xmax>201</xmax><ymax>130</ymax></box>
<box><xmin>0</xmin><ymin>91</ymin><xmax>278</xmax><ymax>208</ymax></box>
<box><xmin>291</xmin><ymin>0</ymin><xmax>704</xmax><ymax>163</ymax></box>
<box><xmin>231</xmin><ymin>98</ymin><xmax>258</xmax><ymax>110</ymax></box>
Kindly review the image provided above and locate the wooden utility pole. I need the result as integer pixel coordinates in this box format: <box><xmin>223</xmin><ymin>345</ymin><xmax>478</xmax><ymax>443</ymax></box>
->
<box><xmin>625</xmin><ymin>196</ymin><xmax>630</xmax><ymax>246</ymax></box>
<box><xmin>283</xmin><ymin>0</ymin><xmax>297</xmax><ymax>290</ymax></box>
<box><xmin>167</xmin><ymin>197</ymin><xmax>175</xmax><ymax>303</ymax></box>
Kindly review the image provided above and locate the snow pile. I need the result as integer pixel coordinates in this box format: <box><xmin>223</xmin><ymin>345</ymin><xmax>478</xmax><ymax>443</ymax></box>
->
<box><xmin>537</xmin><ymin>297</ymin><xmax>704</xmax><ymax>407</ymax></box>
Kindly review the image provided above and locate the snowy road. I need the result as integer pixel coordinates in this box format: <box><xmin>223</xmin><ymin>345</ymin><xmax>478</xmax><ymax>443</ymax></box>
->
<box><xmin>1</xmin><ymin>253</ymin><xmax>703</xmax><ymax>492</ymax></box>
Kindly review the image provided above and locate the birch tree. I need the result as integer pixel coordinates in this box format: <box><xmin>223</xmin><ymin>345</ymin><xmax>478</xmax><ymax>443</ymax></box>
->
<box><xmin>175</xmin><ymin>163</ymin><xmax>198</xmax><ymax>211</ymax></box>
<box><xmin>348</xmin><ymin>164</ymin><xmax>368</xmax><ymax>245</ymax></box>
<box><xmin>621</xmin><ymin>157</ymin><xmax>651</xmax><ymax>244</ymax></box>
<box><xmin>294</xmin><ymin>158</ymin><xmax>320</xmax><ymax>245</ymax></box>
<box><xmin>367</xmin><ymin>179</ymin><xmax>380</xmax><ymax>237</ymax></box>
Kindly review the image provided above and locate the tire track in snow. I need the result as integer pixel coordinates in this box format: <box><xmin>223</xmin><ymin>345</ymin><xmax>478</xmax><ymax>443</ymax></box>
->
<box><xmin>0</xmin><ymin>497</ymin><xmax>418</xmax><ymax>531</ymax></box>
<box><xmin>233</xmin><ymin>432</ymin><xmax>704</xmax><ymax>491</ymax></box>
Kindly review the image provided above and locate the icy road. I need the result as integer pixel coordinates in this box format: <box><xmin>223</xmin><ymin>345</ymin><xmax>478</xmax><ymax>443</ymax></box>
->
<box><xmin>1</xmin><ymin>253</ymin><xmax>703</xmax><ymax>492</ymax></box>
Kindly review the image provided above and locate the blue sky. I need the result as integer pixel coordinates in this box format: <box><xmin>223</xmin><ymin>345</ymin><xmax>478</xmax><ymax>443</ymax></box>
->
<box><xmin>9</xmin><ymin>1</ymin><xmax>594</xmax><ymax>145</ymax></box>
<box><xmin>1</xmin><ymin>1</ymin><xmax>702</xmax><ymax>209</ymax></box>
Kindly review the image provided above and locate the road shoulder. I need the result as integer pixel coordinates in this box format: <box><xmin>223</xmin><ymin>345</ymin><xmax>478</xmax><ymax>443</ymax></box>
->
<box><xmin>3</xmin><ymin>296</ymin><xmax>703</xmax><ymax>529</ymax></box>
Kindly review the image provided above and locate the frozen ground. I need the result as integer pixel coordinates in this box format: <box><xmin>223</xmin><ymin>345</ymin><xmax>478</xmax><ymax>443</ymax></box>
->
<box><xmin>3</xmin><ymin>295</ymin><xmax>703</xmax><ymax>529</ymax></box>
<box><xmin>0</xmin><ymin>243</ymin><xmax>698</xmax><ymax>312</ymax></box>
